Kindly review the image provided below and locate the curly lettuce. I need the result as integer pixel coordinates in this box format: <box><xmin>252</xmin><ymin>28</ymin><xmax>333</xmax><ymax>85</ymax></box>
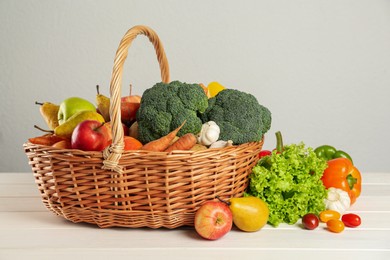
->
<box><xmin>246</xmin><ymin>143</ymin><xmax>328</xmax><ymax>227</ymax></box>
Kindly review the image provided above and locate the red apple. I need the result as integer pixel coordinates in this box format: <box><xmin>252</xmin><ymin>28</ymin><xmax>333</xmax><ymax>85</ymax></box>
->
<box><xmin>71</xmin><ymin>120</ymin><xmax>111</xmax><ymax>151</ymax></box>
<box><xmin>194</xmin><ymin>201</ymin><xmax>233</xmax><ymax>240</ymax></box>
<box><xmin>120</xmin><ymin>85</ymin><xmax>141</xmax><ymax>126</ymax></box>
<box><xmin>121</xmin><ymin>95</ymin><xmax>141</xmax><ymax>103</ymax></box>
<box><xmin>120</xmin><ymin>101</ymin><xmax>140</xmax><ymax>127</ymax></box>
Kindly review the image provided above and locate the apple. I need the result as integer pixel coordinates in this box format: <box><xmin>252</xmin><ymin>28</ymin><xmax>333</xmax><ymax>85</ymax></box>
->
<box><xmin>121</xmin><ymin>95</ymin><xmax>141</xmax><ymax>103</ymax></box>
<box><xmin>194</xmin><ymin>201</ymin><xmax>233</xmax><ymax>240</ymax></box>
<box><xmin>120</xmin><ymin>94</ymin><xmax>141</xmax><ymax>127</ymax></box>
<box><xmin>71</xmin><ymin>120</ymin><xmax>111</xmax><ymax>151</ymax></box>
<box><xmin>58</xmin><ymin>97</ymin><xmax>96</xmax><ymax>125</ymax></box>
<box><xmin>103</xmin><ymin>122</ymin><xmax>129</xmax><ymax>145</ymax></box>
<box><xmin>119</xmin><ymin>84</ymin><xmax>142</xmax><ymax>127</ymax></box>
<box><xmin>120</xmin><ymin>102</ymin><xmax>141</xmax><ymax>127</ymax></box>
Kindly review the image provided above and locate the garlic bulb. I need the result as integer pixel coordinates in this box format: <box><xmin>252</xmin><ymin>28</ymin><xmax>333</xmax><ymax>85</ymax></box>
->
<box><xmin>324</xmin><ymin>187</ymin><xmax>351</xmax><ymax>213</ymax></box>
<box><xmin>209</xmin><ymin>140</ymin><xmax>233</xmax><ymax>149</ymax></box>
<box><xmin>197</xmin><ymin>121</ymin><xmax>220</xmax><ymax>146</ymax></box>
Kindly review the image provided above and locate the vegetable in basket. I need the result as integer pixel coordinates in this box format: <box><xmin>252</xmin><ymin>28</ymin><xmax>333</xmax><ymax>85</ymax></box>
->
<box><xmin>200</xmin><ymin>89</ymin><xmax>271</xmax><ymax>145</ymax></box>
<box><xmin>136</xmin><ymin>80</ymin><xmax>208</xmax><ymax>144</ymax></box>
<box><xmin>246</xmin><ymin>133</ymin><xmax>328</xmax><ymax>227</ymax></box>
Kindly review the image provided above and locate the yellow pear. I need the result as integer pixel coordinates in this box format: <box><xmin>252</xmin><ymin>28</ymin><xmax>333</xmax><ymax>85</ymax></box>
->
<box><xmin>54</xmin><ymin>110</ymin><xmax>105</xmax><ymax>138</ymax></box>
<box><xmin>36</xmin><ymin>102</ymin><xmax>60</xmax><ymax>130</ymax></box>
<box><xmin>96</xmin><ymin>85</ymin><xmax>111</xmax><ymax>122</ymax></box>
<box><xmin>229</xmin><ymin>196</ymin><xmax>269</xmax><ymax>232</ymax></box>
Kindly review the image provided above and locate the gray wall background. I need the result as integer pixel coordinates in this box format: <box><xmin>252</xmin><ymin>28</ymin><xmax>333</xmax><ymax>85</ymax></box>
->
<box><xmin>1</xmin><ymin>0</ymin><xmax>389</xmax><ymax>173</ymax></box>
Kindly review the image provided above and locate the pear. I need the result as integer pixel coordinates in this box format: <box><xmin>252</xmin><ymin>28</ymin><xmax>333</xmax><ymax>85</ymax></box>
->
<box><xmin>54</xmin><ymin>110</ymin><xmax>105</xmax><ymax>138</ymax></box>
<box><xmin>96</xmin><ymin>85</ymin><xmax>111</xmax><ymax>122</ymax></box>
<box><xmin>58</xmin><ymin>97</ymin><xmax>96</xmax><ymax>125</ymax></box>
<box><xmin>228</xmin><ymin>196</ymin><xmax>269</xmax><ymax>232</ymax></box>
<box><xmin>36</xmin><ymin>102</ymin><xmax>60</xmax><ymax>130</ymax></box>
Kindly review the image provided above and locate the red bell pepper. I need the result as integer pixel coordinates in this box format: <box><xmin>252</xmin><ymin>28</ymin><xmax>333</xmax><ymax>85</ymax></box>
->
<box><xmin>258</xmin><ymin>131</ymin><xmax>283</xmax><ymax>158</ymax></box>
<box><xmin>321</xmin><ymin>158</ymin><xmax>362</xmax><ymax>205</ymax></box>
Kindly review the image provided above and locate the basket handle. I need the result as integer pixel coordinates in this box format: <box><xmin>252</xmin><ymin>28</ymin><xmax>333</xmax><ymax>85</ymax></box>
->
<box><xmin>102</xmin><ymin>25</ymin><xmax>170</xmax><ymax>174</ymax></box>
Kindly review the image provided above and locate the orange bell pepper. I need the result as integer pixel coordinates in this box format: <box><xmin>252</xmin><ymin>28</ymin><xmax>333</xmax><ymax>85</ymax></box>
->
<box><xmin>321</xmin><ymin>158</ymin><xmax>362</xmax><ymax>205</ymax></box>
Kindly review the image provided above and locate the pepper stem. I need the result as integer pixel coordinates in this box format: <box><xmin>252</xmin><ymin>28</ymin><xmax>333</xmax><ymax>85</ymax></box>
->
<box><xmin>275</xmin><ymin>131</ymin><xmax>283</xmax><ymax>153</ymax></box>
<box><xmin>347</xmin><ymin>174</ymin><xmax>358</xmax><ymax>190</ymax></box>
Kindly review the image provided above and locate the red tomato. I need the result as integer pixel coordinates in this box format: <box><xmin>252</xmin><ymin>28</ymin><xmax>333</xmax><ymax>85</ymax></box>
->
<box><xmin>342</xmin><ymin>213</ymin><xmax>361</xmax><ymax>228</ymax></box>
<box><xmin>302</xmin><ymin>213</ymin><xmax>319</xmax><ymax>230</ymax></box>
<box><xmin>327</xmin><ymin>219</ymin><xmax>345</xmax><ymax>233</ymax></box>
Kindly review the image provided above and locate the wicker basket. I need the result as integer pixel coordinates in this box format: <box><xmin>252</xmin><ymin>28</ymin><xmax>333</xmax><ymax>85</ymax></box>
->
<box><xmin>23</xmin><ymin>25</ymin><xmax>263</xmax><ymax>228</ymax></box>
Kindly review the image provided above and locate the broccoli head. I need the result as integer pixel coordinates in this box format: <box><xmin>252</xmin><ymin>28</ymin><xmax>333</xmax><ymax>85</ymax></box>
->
<box><xmin>200</xmin><ymin>89</ymin><xmax>271</xmax><ymax>144</ymax></box>
<box><xmin>136</xmin><ymin>80</ymin><xmax>208</xmax><ymax>144</ymax></box>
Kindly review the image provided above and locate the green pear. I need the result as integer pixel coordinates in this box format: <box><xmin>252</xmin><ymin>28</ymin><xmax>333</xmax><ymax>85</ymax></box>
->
<box><xmin>58</xmin><ymin>97</ymin><xmax>96</xmax><ymax>125</ymax></box>
<box><xmin>54</xmin><ymin>110</ymin><xmax>105</xmax><ymax>138</ymax></box>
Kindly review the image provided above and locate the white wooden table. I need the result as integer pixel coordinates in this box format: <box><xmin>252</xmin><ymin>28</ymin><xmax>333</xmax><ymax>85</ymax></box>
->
<box><xmin>1</xmin><ymin>172</ymin><xmax>389</xmax><ymax>260</ymax></box>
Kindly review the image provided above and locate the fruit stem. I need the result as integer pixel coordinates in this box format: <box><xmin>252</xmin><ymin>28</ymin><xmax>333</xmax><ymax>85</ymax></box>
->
<box><xmin>216</xmin><ymin>195</ymin><xmax>231</xmax><ymax>206</ymax></box>
<box><xmin>96</xmin><ymin>85</ymin><xmax>100</xmax><ymax>95</ymax></box>
<box><xmin>34</xmin><ymin>125</ymin><xmax>54</xmax><ymax>134</ymax></box>
<box><xmin>35</xmin><ymin>101</ymin><xmax>44</xmax><ymax>106</ymax></box>
<box><xmin>129</xmin><ymin>84</ymin><xmax>133</xmax><ymax>96</ymax></box>
<box><xmin>95</xmin><ymin>122</ymin><xmax>105</xmax><ymax>131</ymax></box>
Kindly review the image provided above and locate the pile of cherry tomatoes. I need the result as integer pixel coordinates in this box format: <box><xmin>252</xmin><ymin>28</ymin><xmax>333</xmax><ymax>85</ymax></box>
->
<box><xmin>302</xmin><ymin>210</ymin><xmax>361</xmax><ymax>233</ymax></box>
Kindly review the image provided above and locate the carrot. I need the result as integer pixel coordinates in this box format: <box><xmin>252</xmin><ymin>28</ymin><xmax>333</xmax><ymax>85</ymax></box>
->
<box><xmin>28</xmin><ymin>134</ymin><xmax>67</xmax><ymax>146</ymax></box>
<box><xmin>140</xmin><ymin>121</ymin><xmax>186</xmax><ymax>151</ymax></box>
<box><xmin>165</xmin><ymin>133</ymin><xmax>197</xmax><ymax>152</ymax></box>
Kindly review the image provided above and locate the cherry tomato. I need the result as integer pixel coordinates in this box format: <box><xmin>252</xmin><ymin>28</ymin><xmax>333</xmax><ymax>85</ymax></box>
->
<box><xmin>327</xmin><ymin>219</ymin><xmax>345</xmax><ymax>233</ymax></box>
<box><xmin>319</xmin><ymin>210</ymin><xmax>341</xmax><ymax>223</ymax></box>
<box><xmin>342</xmin><ymin>213</ymin><xmax>361</xmax><ymax>228</ymax></box>
<box><xmin>302</xmin><ymin>213</ymin><xmax>319</xmax><ymax>230</ymax></box>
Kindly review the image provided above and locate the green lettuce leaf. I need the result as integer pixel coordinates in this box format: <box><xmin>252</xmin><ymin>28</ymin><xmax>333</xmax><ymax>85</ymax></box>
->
<box><xmin>246</xmin><ymin>142</ymin><xmax>328</xmax><ymax>227</ymax></box>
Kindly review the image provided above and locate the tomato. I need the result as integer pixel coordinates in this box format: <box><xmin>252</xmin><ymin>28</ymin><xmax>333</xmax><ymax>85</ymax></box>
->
<box><xmin>327</xmin><ymin>219</ymin><xmax>345</xmax><ymax>233</ymax></box>
<box><xmin>342</xmin><ymin>213</ymin><xmax>361</xmax><ymax>228</ymax></box>
<box><xmin>302</xmin><ymin>213</ymin><xmax>319</xmax><ymax>230</ymax></box>
<box><xmin>319</xmin><ymin>210</ymin><xmax>341</xmax><ymax>223</ymax></box>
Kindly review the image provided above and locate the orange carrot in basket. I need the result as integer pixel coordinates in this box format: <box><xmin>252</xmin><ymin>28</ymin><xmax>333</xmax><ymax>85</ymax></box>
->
<box><xmin>140</xmin><ymin>121</ymin><xmax>186</xmax><ymax>151</ymax></box>
<box><xmin>164</xmin><ymin>133</ymin><xmax>197</xmax><ymax>152</ymax></box>
<box><xmin>28</xmin><ymin>134</ymin><xmax>67</xmax><ymax>146</ymax></box>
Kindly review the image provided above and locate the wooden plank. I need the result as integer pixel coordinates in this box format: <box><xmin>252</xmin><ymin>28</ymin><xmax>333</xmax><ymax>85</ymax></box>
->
<box><xmin>0</xmin><ymin>211</ymin><xmax>389</xmax><ymax>230</ymax></box>
<box><xmin>0</xmin><ymin>183</ymin><xmax>41</xmax><ymax>197</ymax></box>
<box><xmin>360</xmin><ymin>184</ymin><xmax>390</xmax><ymax>197</ymax></box>
<box><xmin>0</xmin><ymin>172</ymin><xmax>389</xmax><ymax>259</ymax></box>
<box><xmin>0</xmin><ymin>173</ymin><xmax>35</xmax><ymax>184</ymax></box>
<box><xmin>0</xmin><ymin>226</ymin><xmax>388</xmax><ymax>251</ymax></box>
<box><xmin>1</xmin><ymin>248</ymin><xmax>389</xmax><ymax>260</ymax></box>
<box><xmin>0</xmin><ymin>197</ymin><xmax>46</xmax><ymax>212</ymax></box>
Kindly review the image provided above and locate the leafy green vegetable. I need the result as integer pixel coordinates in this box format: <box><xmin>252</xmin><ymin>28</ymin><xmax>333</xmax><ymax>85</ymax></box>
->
<box><xmin>246</xmin><ymin>142</ymin><xmax>328</xmax><ymax>227</ymax></box>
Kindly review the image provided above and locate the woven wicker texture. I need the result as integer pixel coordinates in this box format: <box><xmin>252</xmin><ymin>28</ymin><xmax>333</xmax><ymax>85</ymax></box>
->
<box><xmin>23</xmin><ymin>25</ymin><xmax>263</xmax><ymax>228</ymax></box>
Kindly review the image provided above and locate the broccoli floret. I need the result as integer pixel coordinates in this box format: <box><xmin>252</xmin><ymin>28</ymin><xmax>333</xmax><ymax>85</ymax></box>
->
<box><xmin>136</xmin><ymin>80</ymin><xmax>208</xmax><ymax>144</ymax></box>
<box><xmin>200</xmin><ymin>89</ymin><xmax>272</xmax><ymax>144</ymax></box>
